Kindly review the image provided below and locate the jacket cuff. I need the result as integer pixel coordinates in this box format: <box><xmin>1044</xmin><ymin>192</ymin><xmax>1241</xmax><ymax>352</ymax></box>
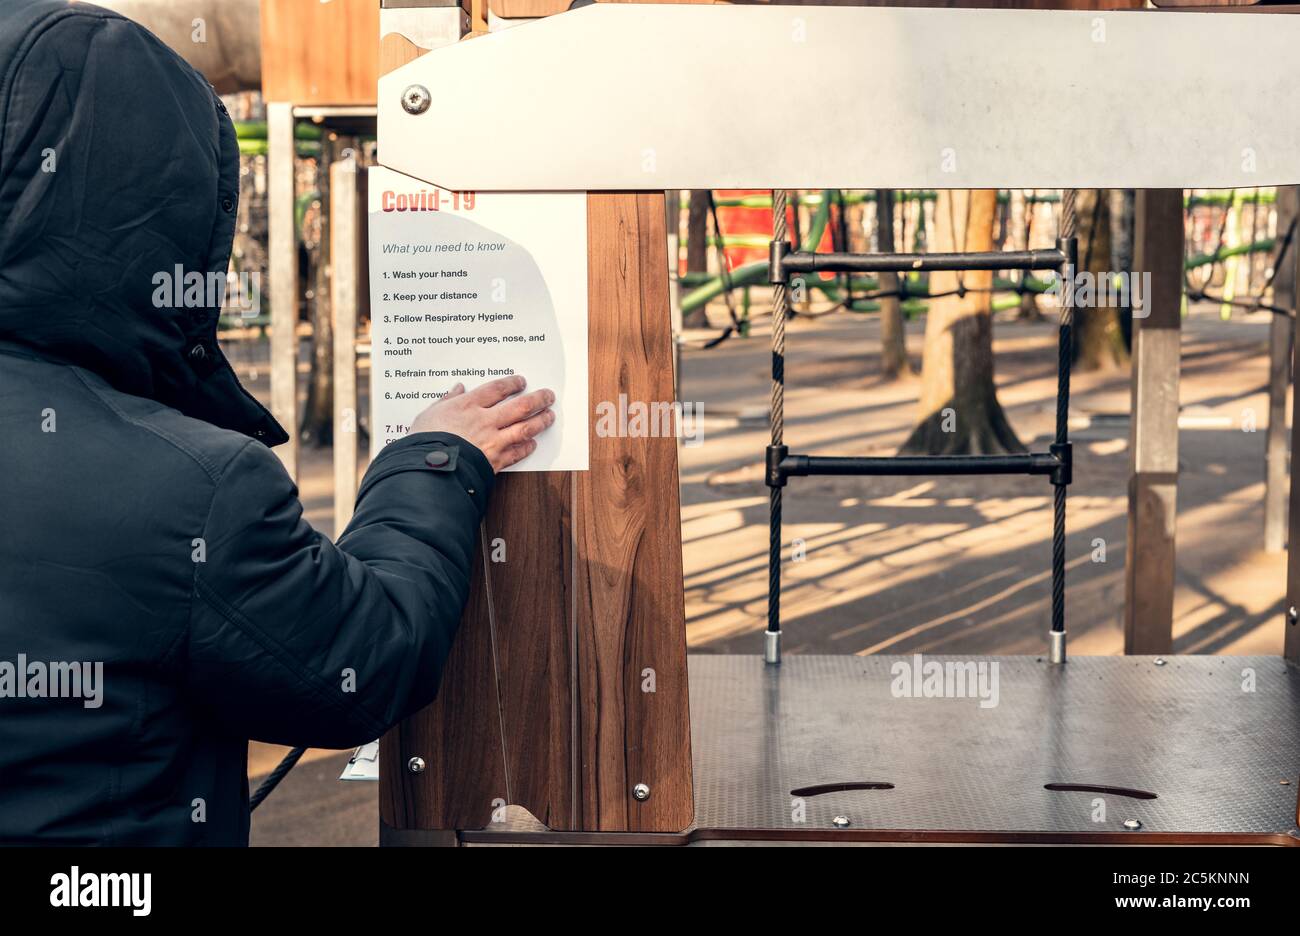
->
<box><xmin>357</xmin><ymin>432</ymin><xmax>494</xmax><ymax>516</ymax></box>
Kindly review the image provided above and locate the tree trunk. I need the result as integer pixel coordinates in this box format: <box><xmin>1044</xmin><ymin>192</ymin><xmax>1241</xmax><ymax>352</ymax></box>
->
<box><xmin>876</xmin><ymin>188</ymin><xmax>913</xmax><ymax>379</ymax></box>
<box><xmin>684</xmin><ymin>191</ymin><xmax>710</xmax><ymax>327</ymax></box>
<box><xmin>1014</xmin><ymin>190</ymin><xmax>1044</xmax><ymax>321</ymax></box>
<box><xmin>1074</xmin><ymin>188</ymin><xmax>1130</xmax><ymax>371</ymax></box>
<box><xmin>900</xmin><ymin>189</ymin><xmax>1024</xmax><ymax>455</ymax></box>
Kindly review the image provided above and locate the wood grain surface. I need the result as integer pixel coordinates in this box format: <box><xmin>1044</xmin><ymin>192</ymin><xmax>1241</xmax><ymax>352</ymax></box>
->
<box><xmin>379</xmin><ymin>192</ymin><xmax>694</xmax><ymax>833</ymax></box>
<box><xmin>260</xmin><ymin>0</ymin><xmax>380</xmax><ymax>105</ymax></box>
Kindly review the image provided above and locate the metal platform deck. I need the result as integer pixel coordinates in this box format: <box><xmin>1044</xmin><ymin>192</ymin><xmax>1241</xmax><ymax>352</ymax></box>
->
<box><xmin>461</xmin><ymin>654</ymin><xmax>1300</xmax><ymax>845</ymax></box>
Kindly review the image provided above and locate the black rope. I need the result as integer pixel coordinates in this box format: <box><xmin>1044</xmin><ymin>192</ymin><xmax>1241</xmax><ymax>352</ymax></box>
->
<box><xmin>249</xmin><ymin>746</ymin><xmax>306</xmax><ymax>812</ymax></box>
<box><xmin>1183</xmin><ymin>293</ymin><xmax>1294</xmax><ymax>318</ymax></box>
<box><xmin>682</xmin><ymin>190</ymin><xmax>744</xmax><ymax>351</ymax></box>
<box><xmin>706</xmin><ymin>190</ymin><xmax>740</xmax><ymax>328</ymax></box>
<box><xmin>1189</xmin><ymin>191</ymin><xmax>1242</xmax><ymax>297</ymax></box>
<box><xmin>1185</xmin><ymin>214</ymin><xmax>1297</xmax><ymax>318</ymax></box>
<box><xmin>1258</xmin><ymin>210</ymin><xmax>1296</xmax><ymax>299</ymax></box>
<box><xmin>690</xmin><ymin>326</ymin><xmax>736</xmax><ymax>349</ymax></box>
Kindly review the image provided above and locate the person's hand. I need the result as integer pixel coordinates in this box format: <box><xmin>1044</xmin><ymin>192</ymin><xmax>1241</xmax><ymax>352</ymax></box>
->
<box><xmin>409</xmin><ymin>376</ymin><xmax>555</xmax><ymax>473</ymax></box>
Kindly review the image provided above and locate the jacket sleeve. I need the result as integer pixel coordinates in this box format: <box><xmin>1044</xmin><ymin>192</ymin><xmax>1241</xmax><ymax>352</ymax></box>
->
<box><xmin>185</xmin><ymin>431</ymin><xmax>494</xmax><ymax>748</ymax></box>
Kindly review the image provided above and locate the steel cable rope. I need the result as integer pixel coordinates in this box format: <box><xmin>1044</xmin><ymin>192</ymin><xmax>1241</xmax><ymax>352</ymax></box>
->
<box><xmin>1051</xmin><ymin>189</ymin><xmax>1077</xmax><ymax>646</ymax></box>
<box><xmin>249</xmin><ymin>745</ymin><xmax>306</xmax><ymax>811</ymax></box>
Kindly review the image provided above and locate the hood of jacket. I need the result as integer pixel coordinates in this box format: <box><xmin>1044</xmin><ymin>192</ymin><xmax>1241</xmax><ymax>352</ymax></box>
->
<box><xmin>0</xmin><ymin>0</ymin><xmax>287</xmax><ymax>445</ymax></box>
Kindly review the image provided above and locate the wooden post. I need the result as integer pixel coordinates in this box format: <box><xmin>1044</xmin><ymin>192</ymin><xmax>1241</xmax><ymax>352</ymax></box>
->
<box><xmin>470</xmin><ymin>0</ymin><xmax>489</xmax><ymax>35</ymax></box>
<box><xmin>376</xmin><ymin>10</ymin><xmax>694</xmax><ymax>838</ymax></box>
<box><xmin>331</xmin><ymin>155</ymin><xmax>361</xmax><ymax>534</ymax></box>
<box><xmin>665</xmin><ymin>189</ymin><xmax>683</xmax><ymax>395</ymax></box>
<box><xmin>267</xmin><ymin>101</ymin><xmax>299</xmax><ymax>480</ymax></box>
<box><xmin>1265</xmin><ymin>186</ymin><xmax>1296</xmax><ymax>554</ymax></box>
<box><xmin>1285</xmin><ymin>229</ymin><xmax>1300</xmax><ymax>664</ymax></box>
<box><xmin>1123</xmin><ymin>189</ymin><xmax>1184</xmax><ymax>655</ymax></box>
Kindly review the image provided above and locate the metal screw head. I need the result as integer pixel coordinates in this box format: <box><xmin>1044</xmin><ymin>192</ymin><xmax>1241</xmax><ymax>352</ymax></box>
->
<box><xmin>1289</xmin><ymin>606</ymin><xmax>1298</xmax><ymax>625</ymax></box>
<box><xmin>1122</xmin><ymin>818</ymin><xmax>1142</xmax><ymax>830</ymax></box>
<box><xmin>831</xmin><ymin>815</ymin><xmax>851</xmax><ymax>828</ymax></box>
<box><xmin>401</xmin><ymin>84</ymin><xmax>431</xmax><ymax>115</ymax></box>
<box><xmin>632</xmin><ymin>783</ymin><xmax>651</xmax><ymax>801</ymax></box>
<box><xmin>407</xmin><ymin>756</ymin><xmax>426</xmax><ymax>774</ymax></box>
<box><xmin>1154</xmin><ymin>657</ymin><xmax>1166</xmax><ymax>666</ymax></box>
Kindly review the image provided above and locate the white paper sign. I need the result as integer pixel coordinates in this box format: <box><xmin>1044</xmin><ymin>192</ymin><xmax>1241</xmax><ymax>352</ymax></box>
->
<box><xmin>367</xmin><ymin>166</ymin><xmax>589</xmax><ymax>471</ymax></box>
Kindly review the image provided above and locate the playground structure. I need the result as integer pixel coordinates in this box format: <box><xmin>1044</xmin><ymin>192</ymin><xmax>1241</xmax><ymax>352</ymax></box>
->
<box><xmin>249</xmin><ymin>1</ymin><xmax>1300</xmax><ymax>843</ymax></box>
<box><xmin>247</xmin><ymin>1</ymin><xmax>1300</xmax><ymax>559</ymax></box>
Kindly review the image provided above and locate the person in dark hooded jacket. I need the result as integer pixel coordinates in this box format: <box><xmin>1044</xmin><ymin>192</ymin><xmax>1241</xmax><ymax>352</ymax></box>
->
<box><xmin>0</xmin><ymin>0</ymin><xmax>553</xmax><ymax>845</ymax></box>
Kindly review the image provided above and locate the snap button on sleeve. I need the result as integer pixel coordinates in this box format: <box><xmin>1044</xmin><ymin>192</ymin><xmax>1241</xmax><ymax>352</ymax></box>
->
<box><xmin>425</xmin><ymin>450</ymin><xmax>450</xmax><ymax>468</ymax></box>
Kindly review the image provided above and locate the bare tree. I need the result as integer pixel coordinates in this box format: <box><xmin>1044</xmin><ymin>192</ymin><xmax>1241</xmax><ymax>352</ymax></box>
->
<box><xmin>900</xmin><ymin>189</ymin><xmax>1024</xmax><ymax>455</ymax></box>
<box><xmin>877</xmin><ymin>189</ymin><xmax>914</xmax><ymax>379</ymax></box>
<box><xmin>1073</xmin><ymin>188</ymin><xmax>1129</xmax><ymax>370</ymax></box>
<box><xmin>684</xmin><ymin>191</ymin><xmax>711</xmax><ymax>328</ymax></box>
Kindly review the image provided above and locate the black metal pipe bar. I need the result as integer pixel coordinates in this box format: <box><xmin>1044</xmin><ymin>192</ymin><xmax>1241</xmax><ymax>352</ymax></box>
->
<box><xmin>778</xmin><ymin>247</ymin><xmax>1066</xmax><ymax>278</ymax></box>
<box><xmin>779</xmin><ymin>452</ymin><xmax>1062</xmax><ymax>479</ymax></box>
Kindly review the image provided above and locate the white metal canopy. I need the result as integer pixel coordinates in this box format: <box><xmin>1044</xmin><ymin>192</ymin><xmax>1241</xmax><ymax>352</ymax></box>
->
<box><xmin>377</xmin><ymin>4</ymin><xmax>1300</xmax><ymax>192</ymax></box>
